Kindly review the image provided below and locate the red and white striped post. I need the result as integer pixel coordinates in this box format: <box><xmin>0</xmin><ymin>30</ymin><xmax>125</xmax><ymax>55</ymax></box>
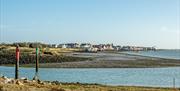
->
<box><xmin>15</xmin><ymin>45</ymin><xmax>20</xmax><ymax>79</ymax></box>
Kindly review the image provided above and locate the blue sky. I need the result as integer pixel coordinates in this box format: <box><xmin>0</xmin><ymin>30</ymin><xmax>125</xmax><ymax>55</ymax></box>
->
<box><xmin>0</xmin><ymin>0</ymin><xmax>179</xmax><ymax>49</ymax></box>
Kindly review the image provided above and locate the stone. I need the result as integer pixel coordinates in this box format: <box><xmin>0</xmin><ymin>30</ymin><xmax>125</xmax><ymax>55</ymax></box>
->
<box><xmin>20</xmin><ymin>77</ymin><xmax>28</xmax><ymax>80</ymax></box>
<box><xmin>16</xmin><ymin>80</ymin><xmax>24</xmax><ymax>85</ymax></box>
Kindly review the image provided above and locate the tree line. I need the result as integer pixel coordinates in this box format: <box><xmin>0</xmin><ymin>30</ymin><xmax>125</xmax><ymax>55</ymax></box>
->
<box><xmin>0</xmin><ymin>42</ymin><xmax>50</xmax><ymax>48</ymax></box>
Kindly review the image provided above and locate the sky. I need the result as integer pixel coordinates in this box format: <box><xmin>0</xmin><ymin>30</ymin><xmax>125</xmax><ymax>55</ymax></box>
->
<box><xmin>0</xmin><ymin>0</ymin><xmax>180</xmax><ymax>49</ymax></box>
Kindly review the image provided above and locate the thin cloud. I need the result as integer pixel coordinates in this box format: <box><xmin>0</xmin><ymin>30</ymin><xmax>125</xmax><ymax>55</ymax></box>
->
<box><xmin>160</xmin><ymin>26</ymin><xmax>179</xmax><ymax>33</ymax></box>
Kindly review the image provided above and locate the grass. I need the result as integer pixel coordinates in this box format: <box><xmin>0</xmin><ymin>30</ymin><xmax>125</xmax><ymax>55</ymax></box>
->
<box><xmin>0</xmin><ymin>46</ymin><xmax>82</xmax><ymax>54</ymax></box>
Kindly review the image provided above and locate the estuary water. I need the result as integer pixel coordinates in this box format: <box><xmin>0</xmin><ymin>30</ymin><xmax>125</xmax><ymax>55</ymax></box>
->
<box><xmin>122</xmin><ymin>50</ymin><xmax>180</xmax><ymax>59</ymax></box>
<box><xmin>0</xmin><ymin>66</ymin><xmax>180</xmax><ymax>87</ymax></box>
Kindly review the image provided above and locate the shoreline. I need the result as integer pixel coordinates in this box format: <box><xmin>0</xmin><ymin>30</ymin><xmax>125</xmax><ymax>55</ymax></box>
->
<box><xmin>0</xmin><ymin>46</ymin><xmax>180</xmax><ymax>68</ymax></box>
<box><xmin>2</xmin><ymin>65</ymin><xmax>180</xmax><ymax>69</ymax></box>
<box><xmin>1</xmin><ymin>52</ymin><xmax>180</xmax><ymax>68</ymax></box>
<box><xmin>117</xmin><ymin>51</ymin><xmax>180</xmax><ymax>60</ymax></box>
<box><xmin>0</xmin><ymin>76</ymin><xmax>179</xmax><ymax>91</ymax></box>
<box><xmin>1</xmin><ymin>66</ymin><xmax>180</xmax><ymax>89</ymax></box>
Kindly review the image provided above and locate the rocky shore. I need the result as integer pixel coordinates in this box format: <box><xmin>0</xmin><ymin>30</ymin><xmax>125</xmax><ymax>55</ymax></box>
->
<box><xmin>0</xmin><ymin>76</ymin><xmax>179</xmax><ymax>91</ymax></box>
<box><xmin>0</xmin><ymin>76</ymin><xmax>65</xmax><ymax>91</ymax></box>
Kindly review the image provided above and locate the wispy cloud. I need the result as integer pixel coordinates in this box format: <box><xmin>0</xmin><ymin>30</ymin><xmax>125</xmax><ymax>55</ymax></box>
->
<box><xmin>160</xmin><ymin>26</ymin><xmax>179</xmax><ymax>34</ymax></box>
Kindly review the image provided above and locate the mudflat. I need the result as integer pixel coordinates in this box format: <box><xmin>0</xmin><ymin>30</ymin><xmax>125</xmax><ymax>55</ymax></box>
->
<box><xmin>21</xmin><ymin>52</ymin><xmax>180</xmax><ymax>68</ymax></box>
<box><xmin>0</xmin><ymin>46</ymin><xmax>180</xmax><ymax>68</ymax></box>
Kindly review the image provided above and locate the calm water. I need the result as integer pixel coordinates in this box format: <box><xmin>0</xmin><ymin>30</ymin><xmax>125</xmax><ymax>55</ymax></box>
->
<box><xmin>123</xmin><ymin>50</ymin><xmax>180</xmax><ymax>59</ymax></box>
<box><xmin>0</xmin><ymin>66</ymin><xmax>180</xmax><ymax>87</ymax></box>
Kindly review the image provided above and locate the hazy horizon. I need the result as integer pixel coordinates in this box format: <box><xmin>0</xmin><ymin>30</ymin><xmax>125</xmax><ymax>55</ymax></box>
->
<box><xmin>0</xmin><ymin>0</ymin><xmax>180</xmax><ymax>49</ymax></box>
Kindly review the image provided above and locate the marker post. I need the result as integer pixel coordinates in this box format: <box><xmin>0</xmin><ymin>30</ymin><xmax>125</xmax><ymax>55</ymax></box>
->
<box><xmin>36</xmin><ymin>47</ymin><xmax>39</xmax><ymax>73</ymax></box>
<box><xmin>33</xmin><ymin>47</ymin><xmax>39</xmax><ymax>80</ymax></box>
<box><xmin>15</xmin><ymin>45</ymin><xmax>20</xmax><ymax>79</ymax></box>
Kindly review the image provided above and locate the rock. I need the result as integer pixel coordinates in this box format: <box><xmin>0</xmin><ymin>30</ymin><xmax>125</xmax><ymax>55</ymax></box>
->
<box><xmin>33</xmin><ymin>76</ymin><xmax>39</xmax><ymax>81</ymax></box>
<box><xmin>20</xmin><ymin>77</ymin><xmax>28</xmax><ymax>80</ymax></box>
<box><xmin>52</xmin><ymin>81</ymin><xmax>61</xmax><ymax>85</ymax></box>
<box><xmin>2</xmin><ymin>76</ymin><xmax>8</xmax><ymax>79</ymax></box>
<box><xmin>16</xmin><ymin>80</ymin><xmax>24</xmax><ymax>85</ymax></box>
<box><xmin>2</xmin><ymin>76</ymin><xmax>13</xmax><ymax>84</ymax></box>
<box><xmin>20</xmin><ymin>77</ymin><xmax>30</xmax><ymax>83</ymax></box>
<box><xmin>37</xmin><ymin>79</ymin><xmax>41</xmax><ymax>83</ymax></box>
<box><xmin>47</xmin><ymin>82</ymin><xmax>52</xmax><ymax>85</ymax></box>
<box><xmin>7</xmin><ymin>78</ymin><xmax>14</xmax><ymax>84</ymax></box>
<box><xmin>23</xmin><ymin>79</ymin><xmax>30</xmax><ymax>83</ymax></box>
<box><xmin>11</xmin><ymin>79</ymin><xmax>16</xmax><ymax>84</ymax></box>
<box><xmin>32</xmin><ymin>80</ymin><xmax>36</xmax><ymax>82</ymax></box>
<box><xmin>41</xmin><ymin>82</ymin><xmax>46</xmax><ymax>85</ymax></box>
<box><xmin>37</xmin><ymin>79</ymin><xmax>45</xmax><ymax>85</ymax></box>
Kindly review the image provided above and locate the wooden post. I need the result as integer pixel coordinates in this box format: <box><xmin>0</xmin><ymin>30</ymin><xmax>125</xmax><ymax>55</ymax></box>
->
<box><xmin>15</xmin><ymin>45</ymin><xmax>20</xmax><ymax>79</ymax></box>
<box><xmin>36</xmin><ymin>47</ymin><xmax>39</xmax><ymax>73</ymax></box>
<box><xmin>33</xmin><ymin>47</ymin><xmax>39</xmax><ymax>80</ymax></box>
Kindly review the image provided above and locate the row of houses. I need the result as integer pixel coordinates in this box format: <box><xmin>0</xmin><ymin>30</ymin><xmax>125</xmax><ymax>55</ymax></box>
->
<box><xmin>120</xmin><ymin>46</ymin><xmax>156</xmax><ymax>51</ymax></box>
<box><xmin>50</xmin><ymin>43</ymin><xmax>91</xmax><ymax>49</ymax></box>
<box><xmin>49</xmin><ymin>43</ymin><xmax>156</xmax><ymax>52</ymax></box>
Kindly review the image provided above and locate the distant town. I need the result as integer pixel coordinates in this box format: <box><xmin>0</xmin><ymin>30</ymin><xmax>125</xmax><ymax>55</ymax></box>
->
<box><xmin>0</xmin><ymin>42</ymin><xmax>156</xmax><ymax>52</ymax></box>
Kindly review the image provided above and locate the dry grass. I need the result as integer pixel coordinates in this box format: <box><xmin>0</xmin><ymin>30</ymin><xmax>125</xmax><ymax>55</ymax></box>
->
<box><xmin>0</xmin><ymin>46</ymin><xmax>82</xmax><ymax>55</ymax></box>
